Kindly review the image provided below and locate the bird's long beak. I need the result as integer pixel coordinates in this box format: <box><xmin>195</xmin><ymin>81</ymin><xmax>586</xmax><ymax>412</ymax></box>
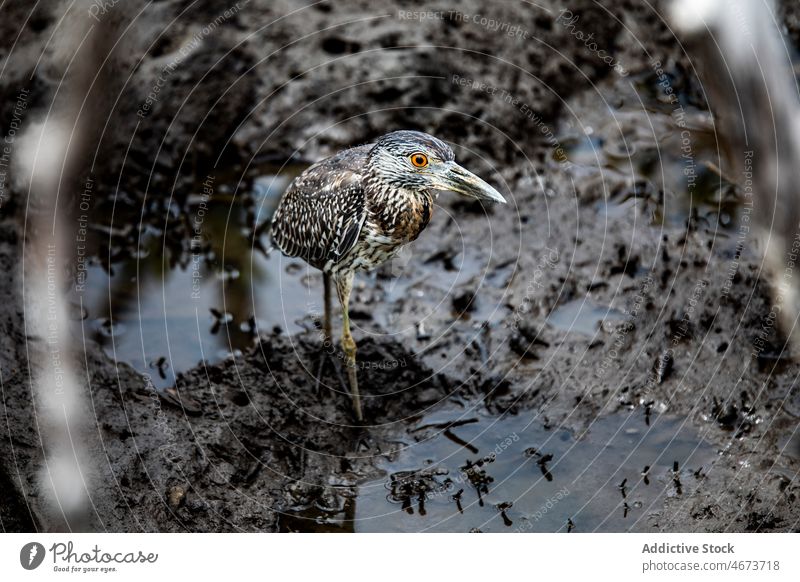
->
<box><xmin>437</xmin><ymin>161</ymin><xmax>507</xmax><ymax>204</ymax></box>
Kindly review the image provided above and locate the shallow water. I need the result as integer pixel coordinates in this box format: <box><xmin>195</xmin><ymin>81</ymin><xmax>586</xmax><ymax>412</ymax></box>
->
<box><xmin>75</xmin><ymin>169</ymin><xmax>313</xmax><ymax>388</ymax></box>
<box><xmin>278</xmin><ymin>406</ymin><xmax>717</xmax><ymax>532</ymax></box>
<box><xmin>546</xmin><ymin>298</ymin><xmax>629</xmax><ymax>335</ymax></box>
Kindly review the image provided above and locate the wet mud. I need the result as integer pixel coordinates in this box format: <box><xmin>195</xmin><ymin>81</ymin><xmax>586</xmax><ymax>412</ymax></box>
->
<box><xmin>1</xmin><ymin>0</ymin><xmax>800</xmax><ymax>532</ymax></box>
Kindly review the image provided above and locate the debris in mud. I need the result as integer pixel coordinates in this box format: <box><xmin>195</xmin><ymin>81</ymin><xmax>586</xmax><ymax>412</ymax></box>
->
<box><xmin>510</xmin><ymin>322</ymin><xmax>550</xmax><ymax>359</ymax></box>
<box><xmin>2</xmin><ymin>0</ymin><xmax>800</xmax><ymax>536</ymax></box>
<box><xmin>652</xmin><ymin>350</ymin><xmax>674</xmax><ymax>384</ymax></box>
<box><xmin>460</xmin><ymin>457</ymin><xmax>495</xmax><ymax>507</ymax></box>
<box><xmin>386</xmin><ymin>470</ymin><xmax>447</xmax><ymax>515</ymax></box>
<box><xmin>496</xmin><ymin>501</ymin><xmax>514</xmax><ymax>527</ymax></box>
<box><xmin>167</xmin><ymin>485</ymin><xmax>187</xmax><ymax>511</ymax></box>
<box><xmin>452</xmin><ymin>289</ymin><xmax>478</xmax><ymax>317</ymax></box>
<box><xmin>710</xmin><ymin>394</ymin><xmax>759</xmax><ymax>437</ymax></box>
<box><xmin>672</xmin><ymin>462</ymin><xmax>683</xmax><ymax>496</ymax></box>
<box><xmin>537</xmin><ymin>453</ymin><xmax>555</xmax><ymax>482</ymax></box>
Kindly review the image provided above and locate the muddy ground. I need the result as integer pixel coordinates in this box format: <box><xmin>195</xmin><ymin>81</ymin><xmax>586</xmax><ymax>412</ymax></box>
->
<box><xmin>1</xmin><ymin>0</ymin><xmax>800</xmax><ymax>532</ymax></box>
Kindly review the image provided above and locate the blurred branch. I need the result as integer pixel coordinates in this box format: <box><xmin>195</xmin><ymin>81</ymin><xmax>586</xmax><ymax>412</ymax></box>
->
<box><xmin>670</xmin><ymin>0</ymin><xmax>800</xmax><ymax>346</ymax></box>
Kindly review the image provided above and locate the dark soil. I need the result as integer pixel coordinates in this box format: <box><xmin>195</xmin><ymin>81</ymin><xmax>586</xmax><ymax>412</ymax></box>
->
<box><xmin>1</xmin><ymin>0</ymin><xmax>800</xmax><ymax>532</ymax></box>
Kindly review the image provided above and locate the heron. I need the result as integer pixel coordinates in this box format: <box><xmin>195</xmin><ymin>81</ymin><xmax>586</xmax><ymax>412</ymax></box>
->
<box><xmin>271</xmin><ymin>130</ymin><xmax>507</xmax><ymax>421</ymax></box>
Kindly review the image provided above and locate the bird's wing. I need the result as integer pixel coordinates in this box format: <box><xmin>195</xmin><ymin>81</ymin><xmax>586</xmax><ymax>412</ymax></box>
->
<box><xmin>270</xmin><ymin>145</ymin><xmax>371</xmax><ymax>270</ymax></box>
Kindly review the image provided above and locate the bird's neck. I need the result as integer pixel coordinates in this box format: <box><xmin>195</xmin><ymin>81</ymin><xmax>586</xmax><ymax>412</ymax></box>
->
<box><xmin>360</xmin><ymin>178</ymin><xmax>434</xmax><ymax>245</ymax></box>
<box><xmin>366</xmin><ymin>182</ymin><xmax>434</xmax><ymax>243</ymax></box>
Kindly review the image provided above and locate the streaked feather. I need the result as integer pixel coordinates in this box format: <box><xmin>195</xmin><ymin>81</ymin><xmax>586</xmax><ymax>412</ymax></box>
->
<box><xmin>271</xmin><ymin>145</ymin><xmax>371</xmax><ymax>270</ymax></box>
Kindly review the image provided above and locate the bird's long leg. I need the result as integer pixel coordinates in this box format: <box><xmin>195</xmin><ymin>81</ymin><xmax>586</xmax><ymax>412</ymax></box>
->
<box><xmin>313</xmin><ymin>272</ymin><xmax>337</xmax><ymax>396</ymax></box>
<box><xmin>323</xmin><ymin>272</ymin><xmax>333</xmax><ymax>342</ymax></box>
<box><xmin>335</xmin><ymin>271</ymin><xmax>363</xmax><ymax>422</ymax></box>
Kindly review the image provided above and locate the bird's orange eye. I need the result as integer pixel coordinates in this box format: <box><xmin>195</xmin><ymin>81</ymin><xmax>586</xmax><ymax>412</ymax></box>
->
<box><xmin>410</xmin><ymin>153</ymin><xmax>429</xmax><ymax>168</ymax></box>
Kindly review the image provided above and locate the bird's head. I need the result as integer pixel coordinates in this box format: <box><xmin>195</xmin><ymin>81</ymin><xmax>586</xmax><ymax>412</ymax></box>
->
<box><xmin>366</xmin><ymin>130</ymin><xmax>507</xmax><ymax>204</ymax></box>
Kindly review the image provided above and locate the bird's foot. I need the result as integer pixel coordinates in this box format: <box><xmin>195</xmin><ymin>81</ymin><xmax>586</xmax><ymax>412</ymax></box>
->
<box><xmin>353</xmin><ymin>427</ymin><xmax>374</xmax><ymax>451</ymax></box>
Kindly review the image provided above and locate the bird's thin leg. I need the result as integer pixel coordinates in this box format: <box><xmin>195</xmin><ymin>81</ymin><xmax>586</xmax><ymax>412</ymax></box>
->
<box><xmin>323</xmin><ymin>272</ymin><xmax>333</xmax><ymax>342</ymax></box>
<box><xmin>313</xmin><ymin>272</ymin><xmax>336</xmax><ymax>396</ymax></box>
<box><xmin>335</xmin><ymin>272</ymin><xmax>363</xmax><ymax>422</ymax></box>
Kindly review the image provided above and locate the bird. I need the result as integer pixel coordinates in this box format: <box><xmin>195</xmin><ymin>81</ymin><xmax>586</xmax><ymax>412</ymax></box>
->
<box><xmin>271</xmin><ymin>130</ymin><xmax>506</xmax><ymax>421</ymax></box>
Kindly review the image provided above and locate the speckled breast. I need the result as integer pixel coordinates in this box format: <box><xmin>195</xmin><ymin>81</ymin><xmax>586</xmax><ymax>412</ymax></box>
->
<box><xmin>332</xmin><ymin>191</ymin><xmax>434</xmax><ymax>274</ymax></box>
<box><xmin>392</xmin><ymin>192</ymin><xmax>433</xmax><ymax>244</ymax></box>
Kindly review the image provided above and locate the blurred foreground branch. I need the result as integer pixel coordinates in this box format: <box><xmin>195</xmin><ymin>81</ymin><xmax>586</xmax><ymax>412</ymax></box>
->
<box><xmin>671</xmin><ymin>0</ymin><xmax>800</xmax><ymax>346</ymax></box>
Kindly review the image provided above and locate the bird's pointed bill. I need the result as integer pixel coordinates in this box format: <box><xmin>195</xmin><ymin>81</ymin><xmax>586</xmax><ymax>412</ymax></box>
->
<box><xmin>437</xmin><ymin>161</ymin><xmax>507</xmax><ymax>204</ymax></box>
